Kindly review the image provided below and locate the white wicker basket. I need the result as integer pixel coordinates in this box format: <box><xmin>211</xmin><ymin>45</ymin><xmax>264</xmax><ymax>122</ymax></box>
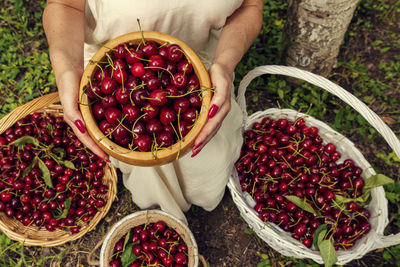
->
<box><xmin>227</xmin><ymin>65</ymin><xmax>400</xmax><ymax>265</ymax></box>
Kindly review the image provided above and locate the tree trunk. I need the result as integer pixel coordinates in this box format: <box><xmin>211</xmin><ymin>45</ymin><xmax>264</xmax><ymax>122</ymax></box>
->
<box><xmin>283</xmin><ymin>0</ymin><xmax>360</xmax><ymax>77</ymax></box>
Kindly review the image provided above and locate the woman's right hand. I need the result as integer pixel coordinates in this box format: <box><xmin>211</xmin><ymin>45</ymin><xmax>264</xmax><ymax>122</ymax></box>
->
<box><xmin>58</xmin><ymin>70</ymin><xmax>110</xmax><ymax>162</ymax></box>
<box><xmin>43</xmin><ymin>1</ymin><xmax>108</xmax><ymax>161</ymax></box>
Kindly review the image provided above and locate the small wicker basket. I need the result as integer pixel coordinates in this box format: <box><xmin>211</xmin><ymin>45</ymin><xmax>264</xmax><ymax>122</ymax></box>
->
<box><xmin>228</xmin><ymin>65</ymin><xmax>400</xmax><ymax>265</ymax></box>
<box><xmin>0</xmin><ymin>92</ymin><xmax>118</xmax><ymax>247</ymax></box>
<box><xmin>99</xmin><ymin>210</ymin><xmax>206</xmax><ymax>267</ymax></box>
<box><xmin>79</xmin><ymin>31</ymin><xmax>212</xmax><ymax>166</ymax></box>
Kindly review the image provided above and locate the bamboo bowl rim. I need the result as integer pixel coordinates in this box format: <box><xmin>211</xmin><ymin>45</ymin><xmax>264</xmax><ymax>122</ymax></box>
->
<box><xmin>79</xmin><ymin>31</ymin><xmax>212</xmax><ymax>166</ymax></box>
<box><xmin>0</xmin><ymin>100</ymin><xmax>117</xmax><ymax>247</ymax></box>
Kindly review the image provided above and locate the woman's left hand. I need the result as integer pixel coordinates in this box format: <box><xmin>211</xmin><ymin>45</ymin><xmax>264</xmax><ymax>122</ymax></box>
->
<box><xmin>191</xmin><ymin>62</ymin><xmax>233</xmax><ymax>157</ymax></box>
<box><xmin>190</xmin><ymin>0</ymin><xmax>263</xmax><ymax>157</ymax></box>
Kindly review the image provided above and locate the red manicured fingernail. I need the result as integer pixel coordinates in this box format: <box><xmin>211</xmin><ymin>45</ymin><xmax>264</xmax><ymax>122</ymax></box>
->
<box><xmin>74</xmin><ymin>120</ymin><xmax>86</xmax><ymax>134</ymax></box>
<box><xmin>193</xmin><ymin>142</ymin><xmax>203</xmax><ymax>151</ymax></box>
<box><xmin>208</xmin><ymin>104</ymin><xmax>219</xmax><ymax>118</ymax></box>
<box><xmin>191</xmin><ymin>149</ymin><xmax>201</xmax><ymax>158</ymax></box>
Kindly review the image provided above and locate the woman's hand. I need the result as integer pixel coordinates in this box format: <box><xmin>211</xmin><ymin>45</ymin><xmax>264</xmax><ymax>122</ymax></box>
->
<box><xmin>58</xmin><ymin>70</ymin><xmax>110</xmax><ymax>162</ymax></box>
<box><xmin>43</xmin><ymin>0</ymin><xmax>109</xmax><ymax>162</ymax></box>
<box><xmin>190</xmin><ymin>0</ymin><xmax>263</xmax><ymax>157</ymax></box>
<box><xmin>191</xmin><ymin>63</ymin><xmax>233</xmax><ymax>157</ymax></box>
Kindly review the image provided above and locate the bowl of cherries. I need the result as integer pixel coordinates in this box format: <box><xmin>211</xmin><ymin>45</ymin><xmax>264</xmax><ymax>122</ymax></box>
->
<box><xmin>100</xmin><ymin>210</ymin><xmax>200</xmax><ymax>267</ymax></box>
<box><xmin>79</xmin><ymin>31</ymin><xmax>212</xmax><ymax>166</ymax></box>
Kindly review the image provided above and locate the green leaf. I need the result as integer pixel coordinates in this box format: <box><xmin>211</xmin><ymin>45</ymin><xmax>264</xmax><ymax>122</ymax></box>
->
<box><xmin>277</xmin><ymin>88</ymin><xmax>284</xmax><ymax>99</ymax></box>
<box><xmin>334</xmin><ymin>191</ymin><xmax>370</xmax><ymax>205</ymax></box>
<box><xmin>56</xmin><ymin>198</ymin><xmax>71</xmax><ymax>219</ymax></box>
<box><xmin>22</xmin><ymin>156</ymin><xmax>38</xmax><ymax>178</ymax></box>
<box><xmin>364</xmin><ymin>174</ymin><xmax>394</xmax><ymax>189</ymax></box>
<box><xmin>319</xmin><ymin>239</ymin><xmax>337</xmax><ymax>267</ymax></box>
<box><xmin>244</xmin><ymin>228</ymin><xmax>255</xmax><ymax>235</ymax></box>
<box><xmin>121</xmin><ymin>243</ymin><xmax>138</xmax><ymax>267</ymax></box>
<box><xmin>37</xmin><ymin>158</ymin><xmax>53</xmax><ymax>188</ymax></box>
<box><xmin>62</xmin><ymin>160</ymin><xmax>77</xmax><ymax>170</ymax></box>
<box><xmin>123</xmin><ymin>230</ymin><xmax>131</xmax><ymax>251</ymax></box>
<box><xmin>312</xmin><ymin>224</ymin><xmax>327</xmax><ymax>250</ymax></box>
<box><xmin>284</xmin><ymin>195</ymin><xmax>317</xmax><ymax>214</ymax></box>
<box><xmin>53</xmin><ymin>147</ymin><xmax>66</xmax><ymax>159</ymax></box>
<box><xmin>9</xmin><ymin>136</ymin><xmax>39</xmax><ymax>147</ymax></box>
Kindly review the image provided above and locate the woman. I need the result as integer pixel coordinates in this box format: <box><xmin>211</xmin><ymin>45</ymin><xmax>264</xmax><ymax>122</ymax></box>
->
<box><xmin>43</xmin><ymin>0</ymin><xmax>263</xmax><ymax>223</ymax></box>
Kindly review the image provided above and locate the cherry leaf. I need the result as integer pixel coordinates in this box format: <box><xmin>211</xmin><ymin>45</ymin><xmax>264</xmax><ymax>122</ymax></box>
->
<box><xmin>22</xmin><ymin>156</ymin><xmax>38</xmax><ymax>178</ymax></box>
<box><xmin>37</xmin><ymin>158</ymin><xmax>54</xmax><ymax>188</ymax></box>
<box><xmin>9</xmin><ymin>136</ymin><xmax>39</xmax><ymax>147</ymax></box>
<box><xmin>121</xmin><ymin>242</ymin><xmax>138</xmax><ymax>267</ymax></box>
<box><xmin>312</xmin><ymin>224</ymin><xmax>327</xmax><ymax>250</ymax></box>
<box><xmin>319</xmin><ymin>239</ymin><xmax>337</xmax><ymax>267</ymax></box>
<box><xmin>284</xmin><ymin>195</ymin><xmax>317</xmax><ymax>215</ymax></box>
<box><xmin>56</xmin><ymin>198</ymin><xmax>71</xmax><ymax>219</ymax></box>
<box><xmin>364</xmin><ymin>174</ymin><xmax>394</xmax><ymax>189</ymax></box>
<box><xmin>62</xmin><ymin>160</ymin><xmax>77</xmax><ymax>170</ymax></box>
<box><xmin>334</xmin><ymin>191</ymin><xmax>371</xmax><ymax>206</ymax></box>
<box><xmin>53</xmin><ymin>147</ymin><xmax>66</xmax><ymax>159</ymax></box>
<box><xmin>123</xmin><ymin>230</ymin><xmax>131</xmax><ymax>251</ymax></box>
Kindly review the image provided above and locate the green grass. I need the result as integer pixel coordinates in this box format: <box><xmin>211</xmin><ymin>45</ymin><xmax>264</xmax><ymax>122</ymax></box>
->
<box><xmin>0</xmin><ymin>0</ymin><xmax>55</xmax><ymax>118</ymax></box>
<box><xmin>1</xmin><ymin>0</ymin><xmax>400</xmax><ymax>266</ymax></box>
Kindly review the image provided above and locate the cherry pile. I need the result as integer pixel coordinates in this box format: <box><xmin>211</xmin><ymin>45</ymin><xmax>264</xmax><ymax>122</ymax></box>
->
<box><xmin>85</xmin><ymin>38</ymin><xmax>205</xmax><ymax>153</ymax></box>
<box><xmin>109</xmin><ymin>220</ymin><xmax>189</xmax><ymax>267</ymax></box>
<box><xmin>235</xmin><ymin>117</ymin><xmax>371</xmax><ymax>250</ymax></box>
<box><xmin>0</xmin><ymin>112</ymin><xmax>109</xmax><ymax>234</ymax></box>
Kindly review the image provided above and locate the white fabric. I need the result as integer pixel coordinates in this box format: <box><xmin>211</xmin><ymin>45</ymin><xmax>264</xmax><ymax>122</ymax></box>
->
<box><xmin>83</xmin><ymin>0</ymin><xmax>244</xmax><ymax>224</ymax></box>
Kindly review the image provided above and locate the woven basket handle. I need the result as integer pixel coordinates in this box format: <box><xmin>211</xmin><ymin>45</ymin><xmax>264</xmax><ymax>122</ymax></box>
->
<box><xmin>0</xmin><ymin>92</ymin><xmax>60</xmax><ymax>135</ymax></box>
<box><xmin>236</xmin><ymin>65</ymin><xmax>400</xmax><ymax>248</ymax></box>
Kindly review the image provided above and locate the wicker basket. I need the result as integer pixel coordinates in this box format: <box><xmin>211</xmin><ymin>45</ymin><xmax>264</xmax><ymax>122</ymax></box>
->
<box><xmin>99</xmin><ymin>210</ymin><xmax>206</xmax><ymax>267</ymax></box>
<box><xmin>79</xmin><ymin>31</ymin><xmax>212</xmax><ymax>166</ymax></box>
<box><xmin>0</xmin><ymin>92</ymin><xmax>118</xmax><ymax>247</ymax></box>
<box><xmin>227</xmin><ymin>65</ymin><xmax>400</xmax><ymax>265</ymax></box>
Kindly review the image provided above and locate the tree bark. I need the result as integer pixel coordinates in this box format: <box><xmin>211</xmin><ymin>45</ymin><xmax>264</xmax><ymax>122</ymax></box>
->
<box><xmin>283</xmin><ymin>0</ymin><xmax>360</xmax><ymax>77</ymax></box>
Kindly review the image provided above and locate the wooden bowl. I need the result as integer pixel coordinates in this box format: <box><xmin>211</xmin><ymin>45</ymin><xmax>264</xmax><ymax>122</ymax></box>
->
<box><xmin>79</xmin><ymin>31</ymin><xmax>212</xmax><ymax>166</ymax></box>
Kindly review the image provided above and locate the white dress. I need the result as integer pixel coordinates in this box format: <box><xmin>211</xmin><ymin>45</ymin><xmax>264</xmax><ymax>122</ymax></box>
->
<box><xmin>84</xmin><ymin>0</ymin><xmax>244</xmax><ymax>224</ymax></box>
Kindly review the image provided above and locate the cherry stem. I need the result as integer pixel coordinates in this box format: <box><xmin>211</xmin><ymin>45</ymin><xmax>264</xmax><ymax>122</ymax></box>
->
<box><xmin>151</xmin><ymin>133</ymin><xmax>158</xmax><ymax>160</ymax></box>
<box><xmin>136</xmin><ymin>18</ymin><xmax>146</xmax><ymax>47</ymax></box>
<box><xmin>99</xmin><ymin>114</ymin><xmax>128</xmax><ymax>142</ymax></box>
<box><xmin>124</xmin><ymin>44</ymin><xmax>149</xmax><ymax>62</ymax></box>
<box><xmin>131</xmin><ymin>113</ymin><xmax>147</xmax><ymax>140</ymax></box>
<box><xmin>166</xmin><ymin>87</ymin><xmax>215</xmax><ymax>98</ymax></box>
<box><xmin>144</xmin><ymin>66</ymin><xmax>175</xmax><ymax>79</ymax></box>
<box><xmin>169</xmin><ymin>122</ymin><xmax>181</xmax><ymax>160</ymax></box>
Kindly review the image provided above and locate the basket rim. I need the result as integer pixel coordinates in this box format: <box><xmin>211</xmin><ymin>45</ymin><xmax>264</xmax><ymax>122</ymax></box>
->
<box><xmin>79</xmin><ymin>31</ymin><xmax>212</xmax><ymax>166</ymax></box>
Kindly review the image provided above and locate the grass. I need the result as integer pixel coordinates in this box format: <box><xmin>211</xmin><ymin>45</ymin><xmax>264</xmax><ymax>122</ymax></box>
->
<box><xmin>0</xmin><ymin>0</ymin><xmax>400</xmax><ymax>266</ymax></box>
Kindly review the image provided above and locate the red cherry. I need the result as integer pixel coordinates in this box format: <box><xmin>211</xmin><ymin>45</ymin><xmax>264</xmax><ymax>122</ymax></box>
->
<box><xmin>134</xmin><ymin>135</ymin><xmax>153</xmax><ymax>152</ymax></box>
<box><xmin>122</xmin><ymin>105</ymin><xmax>140</xmax><ymax>122</ymax></box>
<box><xmin>149</xmin><ymin>54</ymin><xmax>165</xmax><ymax>68</ymax></box>
<box><xmin>171</xmin><ymin>73</ymin><xmax>187</xmax><ymax>88</ymax></box>
<box><xmin>115</xmin><ymin>87</ymin><xmax>130</xmax><ymax>104</ymax></box>
<box><xmin>148</xmin><ymin>89</ymin><xmax>167</xmax><ymax>106</ymax></box>
<box><xmin>160</xmin><ymin>107</ymin><xmax>177</xmax><ymax>125</ymax></box>
<box><xmin>167</xmin><ymin>44</ymin><xmax>183</xmax><ymax>62</ymax></box>
<box><xmin>125</xmin><ymin>48</ymin><xmax>144</xmax><ymax>64</ymax></box>
<box><xmin>104</xmin><ymin>108</ymin><xmax>122</xmax><ymax>124</ymax></box>
<box><xmin>130</xmin><ymin>62</ymin><xmax>146</xmax><ymax>77</ymax></box>
<box><xmin>101</xmin><ymin>77</ymin><xmax>117</xmax><ymax>94</ymax></box>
